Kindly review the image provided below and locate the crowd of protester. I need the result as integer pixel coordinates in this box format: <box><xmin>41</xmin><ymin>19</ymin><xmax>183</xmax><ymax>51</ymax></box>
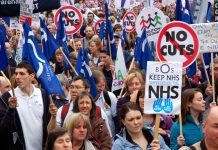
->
<box><xmin>0</xmin><ymin>0</ymin><xmax>218</xmax><ymax>150</ymax></box>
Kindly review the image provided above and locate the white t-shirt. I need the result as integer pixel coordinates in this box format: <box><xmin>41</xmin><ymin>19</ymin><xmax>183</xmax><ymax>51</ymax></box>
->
<box><xmin>10</xmin><ymin>86</ymin><xmax>43</xmax><ymax>150</ymax></box>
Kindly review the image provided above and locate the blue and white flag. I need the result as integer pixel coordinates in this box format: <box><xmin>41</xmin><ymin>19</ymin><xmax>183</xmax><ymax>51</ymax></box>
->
<box><xmin>23</xmin><ymin>20</ymin><xmax>65</xmax><ymax>96</ymax></box>
<box><xmin>105</xmin><ymin>2</ymin><xmax>117</xmax><ymax>60</ymax></box>
<box><xmin>75</xmin><ymin>48</ymin><xmax>98</xmax><ymax>98</ymax></box>
<box><xmin>98</xmin><ymin>22</ymin><xmax>105</xmax><ymax>41</ymax></box>
<box><xmin>134</xmin><ymin>29</ymin><xmax>152</xmax><ymax>71</ymax></box>
<box><xmin>40</xmin><ymin>18</ymin><xmax>60</xmax><ymax>61</ymax></box>
<box><xmin>56</xmin><ymin>9</ymin><xmax>71</xmax><ymax>70</ymax></box>
<box><xmin>0</xmin><ymin>30</ymin><xmax>9</xmax><ymax>70</ymax></box>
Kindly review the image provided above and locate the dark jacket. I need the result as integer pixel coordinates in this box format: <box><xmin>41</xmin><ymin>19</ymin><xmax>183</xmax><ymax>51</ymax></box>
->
<box><xmin>0</xmin><ymin>89</ymin><xmax>50</xmax><ymax>150</ymax></box>
<box><xmin>90</xmin><ymin>116</ymin><xmax>112</xmax><ymax>150</ymax></box>
<box><xmin>116</xmin><ymin>95</ymin><xmax>130</xmax><ymax>117</ymax></box>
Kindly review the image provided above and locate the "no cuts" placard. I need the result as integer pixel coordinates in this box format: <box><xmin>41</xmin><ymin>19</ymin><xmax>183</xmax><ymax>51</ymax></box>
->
<box><xmin>54</xmin><ymin>5</ymin><xmax>83</xmax><ymax>35</ymax></box>
<box><xmin>156</xmin><ymin>21</ymin><xmax>199</xmax><ymax>68</ymax></box>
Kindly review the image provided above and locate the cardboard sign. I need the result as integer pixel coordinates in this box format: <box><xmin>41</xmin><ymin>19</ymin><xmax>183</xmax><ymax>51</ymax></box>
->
<box><xmin>54</xmin><ymin>5</ymin><xmax>83</xmax><ymax>35</ymax></box>
<box><xmin>156</xmin><ymin>21</ymin><xmax>199</xmax><ymax>68</ymax></box>
<box><xmin>94</xmin><ymin>19</ymin><xmax>106</xmax><ymax>35</ymax></box>
<box><xmin>144</xmin><ymin>61</ymin><xmax>182</xmax><ymax>115</ymax></box>
<box><xmin>122</xmin><ymin>11</ymin><xmax>136</xmax><ymax>32</ymax></box>
<box><xmin>191</xmin><ymin>22</ymin><xmax>218</xmax><ymax>53</ymax></box>
<box><xmin>136</xmin><ymin>7</ymin><xmax>167</xmax><ymax>42</ymax></box>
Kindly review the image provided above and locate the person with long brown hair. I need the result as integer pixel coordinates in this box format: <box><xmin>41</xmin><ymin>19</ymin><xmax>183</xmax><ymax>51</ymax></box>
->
<box><xmin>170</xmin><ymin>88</ymin><xmax>205</xmax><ymax>150</ymax></box>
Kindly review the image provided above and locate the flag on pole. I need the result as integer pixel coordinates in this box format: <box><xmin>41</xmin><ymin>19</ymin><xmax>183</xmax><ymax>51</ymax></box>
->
<box><xmin>105</xmin><ymin>2</ymin><xmax>117</xmax><ymax>60</ymax></box>
<box><xmin>40</xmin><ymin>17</ymin><xmax>60</xmax><ymax>61</ymax></box>
<box><xmin>111</xmin><ymin>39</ymin><xmax>127</xmax><ymax>92</ymax></box>
<box><xmin>0</xmin><ymin>30</ymin><xmax>9</xmax><ymax>70</ymax></box>
<box><xmin>75</xmin><ymin>48</ymin><xmax>98</xmax><ymax>98</ymax></box>
<box><xmin>23</xmin><ymin>20</ymin><xmax>65</xmax><ymax>96</ymax></box>
<box><xmin>134</xmin><ymin>28</ymin><xmax>152</xmax><ymax>71</ymax></box>
<box><xmin>56</xmin><ymin>9</ymin><xmax>71</xmax><ymax>70</ymax></box>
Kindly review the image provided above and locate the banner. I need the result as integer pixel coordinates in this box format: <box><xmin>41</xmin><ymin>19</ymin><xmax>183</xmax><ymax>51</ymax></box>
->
<box><xmin>0</xmin><ymin>1</ymin><xmax>20</xmax><ymax>17</ymax></box>
<box><xmin>191</xmin><ymin>22</ymin><xmax>218</xmax><ymax>53</ymax></box>
<box><xmin>0</xmin><ymin>0</ymin><xmax>60</xmax><ymax>17</ymax></box>
<box><xmin>33</xmin><ymin>0</ymin><xmax>60</xmax><ymax>13</ymax></box>
<box><xmin>144</xmin><ymin>61</ymin><xmax>182</xmax><ymax>115</ymax></box>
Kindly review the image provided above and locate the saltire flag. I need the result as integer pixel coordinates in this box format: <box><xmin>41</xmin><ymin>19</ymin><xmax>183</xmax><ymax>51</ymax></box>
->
<box><xmin>105</xmin><ymin>2</ymin><xmax>117</xmax><ymax>60</ymax></box>
<box><xmin>75</xmin><ymin>48</ymin><xmax>98</xmax><ymax>98</ymax></box>
<box><xmin>134</xmin><ymin>28</ymin><xmax>152</xmax><ymax>71</ymax></box>
<box><xmin>121</xmin><ymin>21</ymin><xmax>127</xmax><ymax>48</ymax></box>
<box><xmin>56</xmin><ymin>9</ymin><xmax>71</xmax><ymax>70</ymax></box>
<box><xmin>40</xmin><ymin>17</ymin><xmax>60</xmax><ymax>61</ymax></box>
<box><xmin>176</xmin><ymin>0</ymin><xmax>196</xmax><ymax>78</ymax></box>
<box><xmin>98</xmin><ymin>22</ymin><xmax>105</xmax><ymax>41</ymax></box>
<box><xmin>22</xmin><ymin>20</ymin><xmax>65</xmax><ymax>96</ymax></box>
<box><xmin>0</xmin><ymin>30</ymin><xmax>9</xmax><ymax>70</ymax></box>
<box><xmin>111</xmin><ymin>39</ymin><xmax>127</xmax><ymax>92</ymax></box>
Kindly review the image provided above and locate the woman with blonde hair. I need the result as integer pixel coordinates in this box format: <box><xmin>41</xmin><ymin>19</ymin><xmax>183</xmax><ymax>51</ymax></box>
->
<box><xmin>116</xmin><ymin>69</ymin><xmax>145</xmax><ymax>116</ymax></box>
<box><xmin>64</xmin><ymin>113</ymin><xmax>96</xmax><ymax>150</ymax></box>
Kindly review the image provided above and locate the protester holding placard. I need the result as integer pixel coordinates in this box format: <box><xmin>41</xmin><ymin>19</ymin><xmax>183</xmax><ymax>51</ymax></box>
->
<box><xmin>170</xmin><ymin>88</ymin><xmax>205</xmax><ymax>150</ymax></box>
<box><xmin>113</xmin><ymin>102</ymin><xmax>169</xmax><ymax>150</ymax></box>
<box><xmin>136</xmin><ymin>86</ymin><xmax>174</xmax><ymax>146</ymax></box>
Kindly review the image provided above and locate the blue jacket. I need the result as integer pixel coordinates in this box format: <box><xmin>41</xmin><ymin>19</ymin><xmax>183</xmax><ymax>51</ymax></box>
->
<box><xmin>170</xmin><ymin>115</ymin><xmax>204</xmax><ymax>150</ymax></box>
<box><xmin>112</xmin><ymin>127</ymin><xmax>169</xmax><ymax>150</ymax></box>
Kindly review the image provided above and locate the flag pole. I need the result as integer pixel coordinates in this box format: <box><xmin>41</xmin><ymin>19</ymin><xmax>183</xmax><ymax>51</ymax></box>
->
<box><xmin>7</xmin><ymin>66</ymin><xmax>15</xmax><ymax>97</ymax></box>
<box><xmin>211</xmin><ymin>52</ymin><xmax>215</xmax><ymax>102</ymax></box>
<box><xmin>59</xmin><ymin>48</ymin><xmax>78</xmax><ymax>76</ymax></box>
<box><xmin>179</xmin><ymin>114</ymin><xmax>183</xmax><ymax>136</ymax></box>
<box><xmin>201</xmin><ymin>54</ymin><xmax>211</xmax><ymax>86</ymax></box>
<box><xmin>119</xmin><ymin>57</ymin><xmax>135</xmax><ymax>97</ymax></box>
<box><xmin>108</xmin><ymin>34</ymin><xmax>112</xmax><ymax>60</ymax></box>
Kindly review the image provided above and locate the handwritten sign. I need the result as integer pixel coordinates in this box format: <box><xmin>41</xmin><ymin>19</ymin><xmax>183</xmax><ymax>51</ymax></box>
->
<box><xmin>191</xmin><ymin>22</ymin><xmax>218</xmax><ymax>53</ymax></box>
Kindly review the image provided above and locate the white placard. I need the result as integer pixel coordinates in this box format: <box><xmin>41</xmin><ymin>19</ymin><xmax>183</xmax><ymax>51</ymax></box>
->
<box><xmin>144</xmin><ymin>61</ymin><xmax>182</xmax><ymax>115</ymax></box>
<box><xmin>191</xmin><ymin>22</ymin><xmax>218</xmax><ymax>53</ymax></box>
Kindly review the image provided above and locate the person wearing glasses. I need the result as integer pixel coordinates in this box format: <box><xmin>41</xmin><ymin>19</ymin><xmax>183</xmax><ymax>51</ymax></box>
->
<box><xmin>56</xmin><ymin>76</ymin><xmax>90</xmax><ymax>126</ymax></box>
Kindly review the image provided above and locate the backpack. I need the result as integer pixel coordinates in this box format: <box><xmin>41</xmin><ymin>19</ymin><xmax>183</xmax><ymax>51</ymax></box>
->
<box><xmin>61</xmin><ymin>102</ymin><xmax>102</xmax><ymax>126</ymax></box>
